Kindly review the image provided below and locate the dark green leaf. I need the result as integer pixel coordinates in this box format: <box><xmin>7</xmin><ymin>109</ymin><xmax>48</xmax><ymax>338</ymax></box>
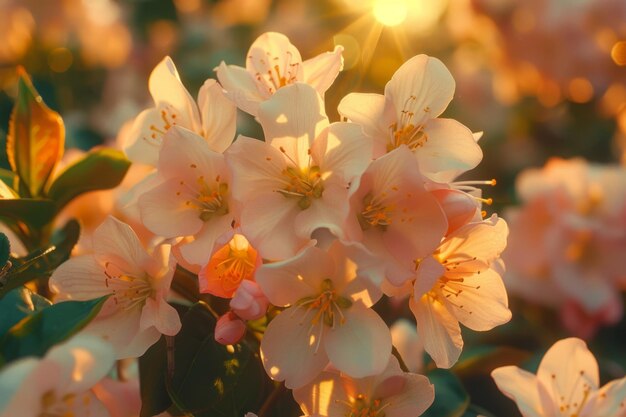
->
<box><xmin>456</xmin><ymin>345</ymin><xmax>531</xmax><ymax>379</ymax></box>
<box><xmin>46</xmin><ymin>148</ymin><xmax>130</xmax><ymax>211</ymax></box>
<box><xmin>167</xmin><ymin>303</ymin><xmax>266</xmax><ymax>417</ymax></box>
<box><xmin>0</xmin><ymin>295</ymin><xmax>108</xmax><ymax>362</ymax></box>
<box><xmin>0</xmin><ymin>286</ymin><xmax>51</xmax><ymax>335</ymax></box>
<box><xmin>0</xmin><ymin>219</ymin><xmax>80</xmax><ymax>299</ymax></box>
<box><xmin>139</xmin><ymin>335</ymin><xmax>174</xmax><ymax>417</ymax></box>
<box><xmin>0</xmin><ymin>168</ymin><xmax>18</xmax><ymax>192</ymax></box>
<box><xmin>422</xmin><ymin>369</ymin><xmax>470</xmax><ymax>417</ymax></box>
<box><xmin>0</xmin><ymin>233</ymin><xmax>10</xmax><ymax>266</ymax></box>
<box><xmin>0</xmin><ymin>198</ymin><xmax>56</xmax><ymax>229</ymax></box>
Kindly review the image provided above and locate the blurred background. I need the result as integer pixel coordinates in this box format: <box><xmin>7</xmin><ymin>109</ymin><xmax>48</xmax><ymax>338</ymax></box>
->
<box><xmin>1</xmin><ymin>1</ymin><xmax>625</xmax><ymax>415</ymax></box>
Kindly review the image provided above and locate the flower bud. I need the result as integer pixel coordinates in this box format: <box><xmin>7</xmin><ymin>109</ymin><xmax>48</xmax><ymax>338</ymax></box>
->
<box><xmin>230</xmin><ymin>280</ymin><xmax>269</xmax><ymax>321</ymax></box>
<box><xmin>215</xmin><ymin>312</ymin><xmax>246</xmax><ymax>345</ymax></box>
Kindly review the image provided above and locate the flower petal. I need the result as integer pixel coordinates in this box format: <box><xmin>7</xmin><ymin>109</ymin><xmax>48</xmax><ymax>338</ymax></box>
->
<box><xmin>148</xmin><ymin>56</ymin><xmax>200</xmax><ymax>131</ymax></box>
<box><xmin>92</xmin><ymin>216</ymin><xmax>152</xmax><ymax>277</ymax></box>
<box><xmin>581</xmin><ymin>376</ymin><xmax>626</xmax><ymax>416</ymax></box>
<box><xmin>384</xmin><ymin>373</ymin><xmax>434</xmax><ymax>417</ymax></box>
<box><xmin>418</xmin><ymin>118</ymin><xmax>482</xmax><ymax>182</ymax></box>
<box><xmin>240</xmin><ymin>192</ymin><xmax>309</xmax><ymax>260</ymax></box>
<box><xmin>215</xmin><ymin>62</ymin><xmax>264</xmax><ymax>116</ymax></box>
<box><xmin>324</xmin><ymin>302</ymin><xmax>391</xmax><ymax>378</ymax></box>
<box><xmin>384</xmin><ymin>55</ymin><xmax>454</xmax><ymax>125</ymax></box>
<box><xmin>536</xmin><ymin>338</ymin><xmax>599</xmax><ymax>410</ymax></box>
<box><xmin>409</xmin><ymin>295</ymin><xmax>462</xmax><ymax>368</ymax></box>
<box><xmin>255</xmin><ymin>245</ymin><xmax>334</xmax><ymax>306</ymax></box>
<box><xmin>178</xmin><ymin>214</ymin><xmax>234</xmax><ymax>266</ymax></box>
<box><xmin>337</xmin><ymin>93</ymin><xmax>389</xmax><ymax>157</ymax></box>
<box><xmin>225</xmin><ymin>135</ymin><xmax>287</xmax><ymax>202</ymax></box>
<box><xmin>140</xmin><ymin>297</ymin><xmax>181</xmax><ymax>336</ymax></box>
<box><xmin>258</xmin><ymin>83</ymin><xmax>328</xmax><ymax>168</ymax></box>
<box><xmin>293</xmin><ymin>183</ymin><xmax>350</xmax><ymax>241</ymax></box>
<box><xmin>260</xmin><ymin>306</ymin><xmax>329</xmax><ymax>389</ymax></box>
<box><xmin>197</xmin><ymin>79</ymin><xmax>237</xmax><ymax>153</ymax></box>
<box><xmin>439</xmin><ymin>215</ymin><xmax>509</xmax><ymax>263</ymax></box>
<box><xmin>138</xmin><ymin>178</ymin><xmax>204</xmax><ymax>238</ymax></box>
<box><xmin>414</xmin><ymin>256</ymin><xmax>445</xmax><ymax>298</ymax></box>
<box><xmin>491</xmin><ymin>366</ymin><xmax>544</xmax><ymax>417</ymax></box>
<box><xmin>444</xmin><ymin>268</ymin><xmax>512</xmax><ymax>331</ymax></box>
<box><xmin>302</xmin><ymin>45</ymin><xmax>344</xmax><ymax>95</ymax></box>
<box><xmin>50</xmin><ymin>256</ymin><xmax>110</xmax><ymax>301</ymax></box>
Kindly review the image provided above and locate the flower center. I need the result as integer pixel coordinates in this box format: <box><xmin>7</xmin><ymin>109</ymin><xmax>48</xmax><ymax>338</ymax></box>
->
<box><xmin>358</xmin><ymin>193</ymin><xmax>394</xmax><ymax>231</ymax></box>
<box><xmin>346</xmin><ymin>394</ymin><xmax>388</xmax><ymax>417</ymax></box>
<box><xmin>214</xmin><ymin>241</ymin><xmax>258</xmax><ymax>293</ymax></box>
<box><xmin>104</xmin><ymin>262</ymin><xmax>155</xmax><ymax>311</ymax></box>
<box><xmin>277</xmin><ymin>165</ymin><xmax>324</xmax><ymax>209</ymax></box>
<box><xmin>387</xmin><ymin>96</ymin><xmax>432</xmax><ymax>152</ymax></box>
<box><xmin>143</xmin><ymin>105</ymin><xmax>179</xmax><ymax>146</ymax></box>
<box><xmin>250</xmin><ymin>51</ymin><xmax>300</xmax><ymax>95</ymax></box>
<box><xmin>296</xmin><ymin>279</ymin><xmax>353</xmax><ymax>328</ymax></box>
<box><xmin>178</xmin><ymin>173</ymin><xmax>229</xmax><ymax>221</ymax></box>
<box><xmin>39</xmin><ymin>390</ymin><xmax>92</xmax><ymax>417</ymax></box>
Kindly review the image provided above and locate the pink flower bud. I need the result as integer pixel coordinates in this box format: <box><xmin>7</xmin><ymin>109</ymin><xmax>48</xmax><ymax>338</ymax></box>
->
<box><xmin>215</xmin><ymin>312</ymin><xmax>246</xmax><ymax>345</ymax></box>
<box><xmin>230</xmin><ymin>280</ymin><xmax>269</xmax><ymax>321</ymax></box>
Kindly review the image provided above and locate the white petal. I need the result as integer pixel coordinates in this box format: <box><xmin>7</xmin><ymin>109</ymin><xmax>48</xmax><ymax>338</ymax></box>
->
<box><xmin>385</xmin><ymin>55</ymin><xmax>454</xmax><ymax>125</ymax></box>
<box><xmin>324</xmin><ymin>302</ymin><xmax>391</xmax><ymax>378</ymax></box>
<box><xmin>337</xmin><ymin>93</ymin><xmax>389</xmax><ymax>157</ymax></box>
<box><xmin>92</xmin><ymin>216</ymin><xmax>152</xmax><ymax>278</ymax></box>
<box><xmin>240</xmin><ymin>192</ymin><xmax>309</xmax><ymax>260</ymax></box>
<box><xmin>122</xmin><ymin>107</ymin><xmax>170</xmax><ymax>166</ymax></box>
<box><xmin>178</xmin><ymin>215</ymin><xmax>234</xmax><ymax>266</ymax></box>
<box><xmin>294</xmin><ymin>183</ymin><xmax>350</xmax><ymax>241</ymax></box>
<box><xmin>255</xmin><ymin>245</ymin><xmax>335</xmax><ymax>307</ymax></box>
<box><xmin>246</xmin><ymin>32</ymin><xmax>304</xmax><ymax>96</ymax></box>
<box><xmin>292</xmin><ymin>368</ymin><xmax>350</xmax><ymax>417</ymax></box>
<box><xmin>409</xmin><ymin>295</ymin><xmax>462</xmax><ymax>368</ymax></box>
<box><xmin>414</xmin><ymin>256</ymin><xmax>445</xmax><ymax>298</ymax></box>
<box><xmin>259</xmin><ymin>83</ymin><xmax>328</xmax><ymax>168</ymax></box>
<box><xmin>536</xmin><ymin>338</ymin><xmax>599</xmax><ymax>411</ymax></box>
<box><xmin>302</xmin><ymin>45</ymin><xmax>344</xmax><ymax>94</ymax></box>
<box><xmin>444</xmin><ymin>268</ymin><xmax>512</xmax><ymax>331</ymax></box>
<box><xmin>138</xmin><ymin>178</ymin><xmax>204</xmax><ymax>238</ymax></box>
<box><xmin>581</xmin><ymin>376</ymin><xmax>626</xmax><ymax>417</ymax></box>
<box><xmin>417</xmin><ymin>118</ymin><xmax>483</xmax><ymax>182</ymax></box>
<box><xmin>384</xmin><ymin>373</ymin><xmax>435</xmax><ymax>417</ymax></box>
<box><xmin>215</xmin><ymin>62</ymin><xmax>264</xmax><ymax>116</ymax></box>
<box><xmin>0</xmin><ymin>358</ymin><xmax>39</xmax><ymax>414</ymax></box>
<box><xmin>197</xmin><ymin>79</ymin><xmax>237</xmax><ymax>153</ymax></box>
<box><xmin>439</xmin><ymin>215</ymin><xmax>509</xmax><ymax>263</ymax></box>
<box><xmin>491</xmin><ymin>366</ymin><xmax>544</xmax><ymax>417</ymax></box>
<box><xmin>140</xmin><ymin>297</ymin><xmax>181</xmax><ymax>336</ymax></box>
<box><xmin>50</xmin><ymin>256</ymin><xmax>110</xmax><ymax>300</ymax></box>
<box><xmin>312</xmin><ymin>122</ymin><xmax>372</xmax><ymax>183</ymax></box>
<box><xmin>148</xmin><ymin>56</ymin><xmax>200</xmax><ymax>131</ymax></box>
<box><xmin>260</xmin><ymin>306</ymin><xmax>329</xmax><ymax>389</ymax></box>
<box><xmin>225</xmin><ymin>135</ymin><xmax>287</xmax><ymax>202</ymax></box>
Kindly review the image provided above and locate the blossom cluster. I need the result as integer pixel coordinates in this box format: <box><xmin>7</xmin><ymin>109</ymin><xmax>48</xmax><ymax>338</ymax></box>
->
<box><xmin>3</xmin><ymin>32</ymin><xmax>515</xmax><ymax>416</ymax></box>
<box><xmin>505</xmin><ymin>157</ymin><xmax>626</xmax><ymax>338</ymax></box>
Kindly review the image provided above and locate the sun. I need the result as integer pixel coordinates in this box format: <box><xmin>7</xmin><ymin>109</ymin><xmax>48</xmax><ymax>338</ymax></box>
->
<box><xmin>372</xmin><ymin>0</ymin><xmax>408</xmax><ymax>27</ymax></box>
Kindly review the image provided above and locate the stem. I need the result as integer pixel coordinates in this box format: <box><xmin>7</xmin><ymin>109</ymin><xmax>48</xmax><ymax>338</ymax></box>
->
<box><xmin>392</xmin><ymin>346</ymin><xmax>410</xmax><ymax>373</ymax></box>
<box><xmin>258</xmin><ymin>382</ymin><xmax>286</xmax><ymax>417</ymax></box>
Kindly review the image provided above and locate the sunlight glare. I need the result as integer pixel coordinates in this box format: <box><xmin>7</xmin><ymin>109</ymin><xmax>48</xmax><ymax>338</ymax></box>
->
<box><xmin>372</xmin><ymin>0</ymin><xmax>408</xmax><ymax>27</ymax></box>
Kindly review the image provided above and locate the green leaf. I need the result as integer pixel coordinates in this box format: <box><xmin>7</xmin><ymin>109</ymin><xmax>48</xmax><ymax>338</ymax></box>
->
<box><xmin>0</xmin><ymin>219</ymin><xmax>80</xmax><ymax>299</ymax></box>
<box><xmin>0</xmin><ymin>295</ymin><xmax>108</xmax><ymax>362</ymax></box>
<box><xmin>422</xmin><ymin>369</ymin><xmax>470</xmax><ymax>417</ymax></box>
<box><xmin>0</xmin><ymin>168</ymin><xmax>18</xmax><ymax>192</ymax></box>
<box><xmin>0</xmin><ymin>286</ymin><xmax>51</xmax><ymax>335</ymax></box>
<box><xmin>0</xmin><ymin>198</ymin><xmax>56</xmax><ymax>229</ymax></box>
<box><xmin>46</xmin><ymin>148</ymin><xmax>131</xmax><ymax>211</ymax></box>
<box><xmin>139</xmin><ymin>335</ymin><xmax>174</xmax><ymax>417</ymax></box>
<box><xmin>455</xmin><ymin>345</ymin><xmax>531</xmax><ymax>379</ymax></box>
<box><xmin>7</xmin><ymin>70</ymin><xmax>65</xmax><ymax>198</ymax></box>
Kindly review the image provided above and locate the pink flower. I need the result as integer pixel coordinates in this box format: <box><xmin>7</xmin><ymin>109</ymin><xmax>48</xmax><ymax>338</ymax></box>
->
<box><xmin>390</xmin><ymin>319</ymin><xmax>424</xmax><ymax>374</ymax></box>
<box><xmin>225</xmin><ymin>83</ymin><xmax>372</xmax><ymax>260</ymax></box>
<box><xmin>50</xmin><ymin>216</ymin><xmax>181</xmax><ymax>359</ymax></box>
<box><xmin>256</xmin><ymin>241</ymin><xmax>390</xmax><ymax>389</ymax></box>
<box><xmin>122</xmin><ymin>57</ymin><xmax>236</xmax><ymax>166</ymax></box>
<box><xmin>0</xmin><ymin>335</ymin><xmax>116</xmax><ymax>417</ymax></box>
<box><xmin>410</xmin><ymin>215</ymin><xmax>511</xmax><ymax>368</ymax></box>
<box><xmin>216</xmin><ymin>32</ymin><xmax>343</xmax><ymax>116</ymax></box>
<box><xmin>492</xmin><ymin>337</ymin><xmax>626</xmax><ymax>417</ymax></box>
<box><xmin>338</xmin><ymin>54</ymin><xmax>482</xmax><ymax>182</ymax></box>
<box><xmin>293</xmin><ymin>356</ymin><xmax>434</xmax><ymax>417</ymax></box>
<box><xmin>230</xmin><ymin>280</ymin><xmax>268</xmax><ymax>321</ymax></box>
<box><xmin>199</xmin><ymin>233</ymin><xmax>261</xmax><ymax>298</ymax></box>
<box><xmin>215</xmin><ymin>312</ymin><xmax>246</xmax><ymax>345</ymax></box>
<box><xmin>344</xmin><ymin>145</ymin><xmax>448</xmax><ymax>287</ymax></box>
<box><xmin>138</xmin><ymin>126</ymin><xmax>236</xmax><ymax>266</ymax></box>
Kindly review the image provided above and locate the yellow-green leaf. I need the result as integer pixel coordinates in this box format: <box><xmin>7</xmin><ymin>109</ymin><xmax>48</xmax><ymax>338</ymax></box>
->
<box><xmin>7</xmin><ymin>69</ymin><xmax>65</xmax><ymax>197</ymax></box>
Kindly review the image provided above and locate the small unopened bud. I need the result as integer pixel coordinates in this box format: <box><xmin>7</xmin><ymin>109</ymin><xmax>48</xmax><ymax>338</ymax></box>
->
<box><xmin>230</xmin><ymin>280</ymin><xmax>269</xmax><ymax>321</ymax></box>
<box><xmin>215</xmin><ymin>312</ymin><xmax>246</xmax><ymax>345</ymax></box>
